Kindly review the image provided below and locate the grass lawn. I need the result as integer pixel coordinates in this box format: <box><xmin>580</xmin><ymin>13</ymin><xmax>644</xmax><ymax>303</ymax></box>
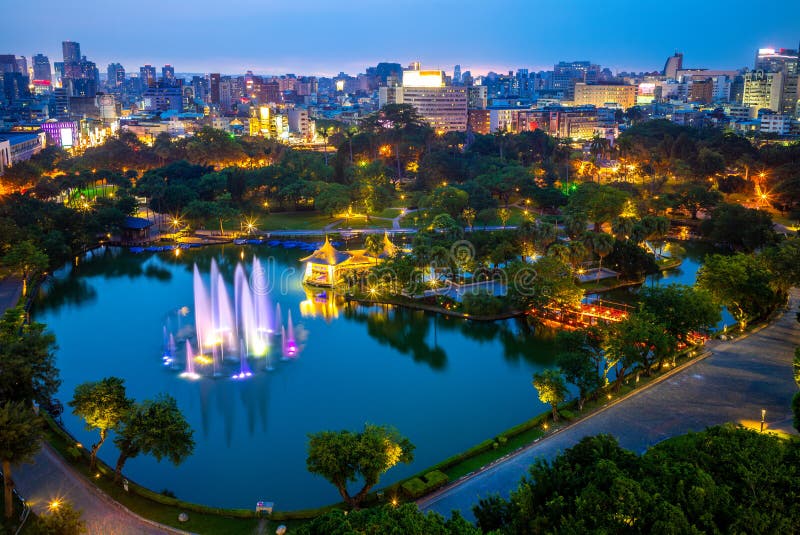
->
<box><xmin>375</xmin><ymin>208</ymin><xmax>402</xmax><ymax>219</ymax></box>
<box><xmin>220</xmin><ymin>212</ymin><xmax>334</xmax><ymax>231</ymax></box>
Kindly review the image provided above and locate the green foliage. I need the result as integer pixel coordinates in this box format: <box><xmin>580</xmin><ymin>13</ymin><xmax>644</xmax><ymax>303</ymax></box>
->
<box><xmin>0</xmin><ymin>307</ymin><xmax>60</xmax><ymax>407</ymax></box>
<box><xmin>33</xmin><ymin>501</ymin><xmax>86</xmax><ymax>535</ymax></box>
<box><xmin>0</xmin><ymin>401</ymin><xmax>43</xmax><ymax>518</ymax></box>
<box><xmin>701</xmin><ymin>203</ymin><xmax>776</xmax><ymax>252</ymax></box>
<box><xmin>400</xmin><ymin>471</ymin><xmax>448</xmax><ymax>499</ymax></box>
<box><xmin>640</xmin><ymin>284</ymin><xmax>722</xmax><ymax>343</ymax></box>
<box><xmin>423</xmin><ymin>186</ymin><xmax>469</xmax><ymax>218</ymax></box>
<box><xmin>792</xmin><ymin>391</ymin><xmax>800</xmax><ymax>433</ymax></box>
<box><xmin>565</xmin><ymin>182</ymin><xmax>629</xmax><ymax>231</ymax></box>
<box><xmin>604</xmin><ymin>310</ymin><xmax>675</xmax><ymax>387</ymax></box>
<box><xmin>604</xmin><ymin>239</ymin><xmax>658</xmax><ymax>278</ymax></box>
<box><xmin>507</xmin><ymin>256</ymin><xmax>582</xmax><ymax>311</ymax></box>
<box><xmin>307</xmin><ymin>424</ymin><xmax>415</xmax><ymax>508</ymax></box>
<box><xmin>474</xmin><ymin>426</ymin><xmax>800</xmax><ymax>534</ymax></box>
<box><xmin>2</xmin><ymin>239</ymin><xmax>48</xmax><ymax>295</ymax></box>
<box><xmin>113</xmin><ymin>394</ymin><xmax>195</xmax><ymax>481</ymax></box>
<box><xmin>697</xmin><ymin>253</ymin><xmax>782</xmax><ymax>326</ymax></box>
<box><xmin>557</xmin><ymin>350</ymin><xmax>602</xmax><ymax>411</ymax></box>
<box><xmin>69</xmin><ymin>377</ymin><xmax>133</xmax><ymax>470</ymax></box>
<box><xmin>296</xmin><ymin>503</ymin><xmax>479</xmax><ymax>535</ymax></box>
<box><xmin>460</xmin><ymin>292</ymin><xmax>506</xmax><ymax>315</ymax></box>
<box><xmin>532</xmin><ymin>369</ymin><xmax>568</xmax><ymax>422</ymax></box>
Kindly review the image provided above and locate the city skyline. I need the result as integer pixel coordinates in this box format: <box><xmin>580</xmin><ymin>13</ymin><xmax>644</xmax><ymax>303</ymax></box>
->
<box><xmin>2</xmin><ymin>0</ymin><xmax>799</xmax><ymax>76</ymax></box>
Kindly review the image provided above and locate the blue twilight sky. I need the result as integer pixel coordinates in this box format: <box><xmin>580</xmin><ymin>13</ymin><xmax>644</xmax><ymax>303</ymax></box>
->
<box><xmin>2</xmin><ymin>0</ymin><xmax>799</xmax><ymax>76</ymax></box>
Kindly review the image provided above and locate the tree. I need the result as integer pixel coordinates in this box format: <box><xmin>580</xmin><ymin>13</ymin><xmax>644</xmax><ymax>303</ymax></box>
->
<box><xmin>2</xmin><ymin>240</ymin><xmax>49</xmax><ymax>296</ymax></box>
<box><xmin>69</xmin><ymin>377</ymin><xmax>133</xmax><ymax>471</ymax></box>
<box><xmin>497</xmin><ymin>207</ymin><xmax>511</xmax><ymax>229</ymax></box>
<box><xmin>307</xmin><ymin>424</ymin><xmax>414</xmax><ymax>509</ymax></box>
<box><xmin>315</xmin><ymin>183</ymin><xmax>351</xmax><ymax>217</ymax></box>
<box><xmin>460</xmin><ymin>207</ymin><xmax>476</xmax><ymax>230</ymax></box>
<box><xmin>34</xmin><ymin>500</ymin><xmax>86</xmax><ymax>535</ymax></box>
<box><xmin>793</xmin><ymin>391</ymin><xmax>800</xmax><ymax>434</ymax></box>
<box><xmin>640</xmin><ymin>284</ymin><xmax>721</xmax><ymax>344</ymax></box>
<box><xmin>566</xmin><ymin>182</ymin><xmax>628</xmax><ymax>231</ymax></box>
<box><xmin>605</xmin><ymin>311</ymin><xmax>674</xmax><ymax>388</ymax></box>
<box><xmin>697</xmin><ymin>253</ymin><xmax>781</xmax><ymax>327</ymax></box>
<box><xmin>701</xmin><ymin>203</ymin><xmax>776</xmax><ymax>252</ymax></box>
<box><xmin>0</xmin><ymin>307</ymin><xmax>60</xmax><ymax>407</ymax></box>
<box><xmin>558</xmin><ymin>351</ymin><xmax>602</xmax><ymax>411</ymax></box>
<box><xmin>0</xmin><ymin>401</ymin><xmax>43</xmax><ymax>519</ymax></box>
<box><xmin>584</xmin><ymin>231</ymin><xmax>614</xmax><ymax>278</ymax></box>
<box><xmin>112</xmin><ymin>394</ymin><xmax>195</xmax><ymax>482</ymax></box>
<box><xmin>424</xmin><ymin>186</ymin><xmax>468</xmax><ymax>218</ymax></box>
<box><xmin>532</xmin><ymin>369</ymin><xmax>568</xmax><ymax>422</ymax></box>
<box><xmin>677</xmin><ymin>185</ymin><xmax>722</xmax><ymax>219</ymax></box>
<box><xmin>297</xmin><ymin>503</ymin><xmax>478</xmax><ymax>535</ymax></box>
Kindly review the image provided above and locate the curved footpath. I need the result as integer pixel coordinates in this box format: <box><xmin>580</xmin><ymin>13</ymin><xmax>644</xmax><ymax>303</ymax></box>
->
<box><xmin>419</xmin><ymin>288</ymin><xmax>800</xmax><ymax>520</ymax></box>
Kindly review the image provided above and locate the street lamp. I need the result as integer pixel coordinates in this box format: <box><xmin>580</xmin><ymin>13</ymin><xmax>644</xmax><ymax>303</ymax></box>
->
<box><xmin>760</xmin><ymin>408</ymin><xmax>766</xmax><ymax>432</ymax></box>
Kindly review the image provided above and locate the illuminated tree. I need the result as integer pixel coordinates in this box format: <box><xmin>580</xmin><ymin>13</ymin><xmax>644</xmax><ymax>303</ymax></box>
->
<box><xmin>69</xmin><ymin>377</ymin><xmax>133</xmax><ymax>471</ymax></box>
<box><xmin>498</xmin><ymin>208</ymin><xmax>511</xmax><ymax>229</ymax></box>
<box><xmin>307</xmin><ymin>424</ymin><xmax>414</xmax><ymax>509</ymax></box>
<box><xmin>532</xmin><ymin>369</ymin><xmax>568</xmax><ymax>422</ymax></box>
<box><xmin>461</xmin><ymin>207</ymin><xmax>476</xmax><ymax>230</ymax></box>
<box><xmin>35</xmin><ymin>500</ymin><xmax>86</xmax><ymax>535</ymax></box>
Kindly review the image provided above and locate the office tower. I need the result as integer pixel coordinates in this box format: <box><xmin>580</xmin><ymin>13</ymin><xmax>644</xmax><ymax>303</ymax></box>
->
<box><xmin>755</xmin><ymin>47</ymin><xmax>798</xmax><ymax>74</ymax></box>
<box><xmin>0</xmin><ymin>55</ymin><xmax>18</xmax><ymax>73</ymax></box>
<box><xmin>107</xmin><ymin>63</ymin><xmax>125</xmax><ymax>87</ymax></box>
<box><xmin>379</xmin><ymin>67</ymin><xmax>468</xmax><ymax>132</ymax></box>
<box><xmin>453</xmin><ymin>64</ymin><xmax>461</xmax><ymax>84</ymax></box>
<box><xmin>742</xmin><ymin>70</ymin><xmax>784</xmax><ymax>112</ymax></box>
<box><xmin>209</xmin><ymin>73</ymin><xmax>221</xmax><ymax>104</ymax></box>
<box><xmin>61</xmin><ymin>41</ymin><xmax>81</xmax><ymax>79</ymax></box>
<box><xmin>663</xmin><ymin>52</ymin><xmax>683</xmax><ymax>79</ymax></box>
<box><xmin>140</xmin><ymin>65</ymin><xmax>156</xmax><ymax>88</ymax></box>
<box><xmin>162</xmin><ymin>64</ymin><xmax>175</xmax><ymax>85</ymax></box>
<box><xmin>553</xmin><ymin>61</ymin><xmax>600</xmax><ymax>100</ymax></box>
<box><xmin>53</xmin><ymin>62</ymin><xmax>63</xmax><ymax>87</ymax></box>
<box><xmin>15</xmin><ymin>56</ymin><xmax>27</xmax><ymax>76</ymax></box>
<box><xmin>32</xmin><ymin>54</ymin><xmax>51</xmax><ymax>82</ymax></box>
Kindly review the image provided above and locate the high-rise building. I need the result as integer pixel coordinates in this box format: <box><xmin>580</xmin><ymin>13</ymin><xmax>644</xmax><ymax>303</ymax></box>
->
<box><xmin>15</xmin><ymin>56</ymin><xmax>27</xmax><ymax>76</ymax></box>
<box><xmin>553</xmin><ymin>61</ymin><xmax>600</xmax><ymax>100</ymax></box>
<box><xmin>663</xmin><ymin>52</ymin><xmax>683</xmax><ymax>79</ymax></box>
<box><xmin>0</xmin><ymin>55</ymin><xmax>18</xmax><ymax>74</ymax></box>
<box><xmin>61</xmin><ymin>41</ymin><xmax>81</xmax><ymax>79</ymax></box>
<box><xmin>742</xmin><ymin>70</ymin><xmax>785</xmax><ymax>112</ymax></box>
<box><xmin>453</xmin><ymin>64</ymin><xmax>462</xmax><ymax>84</ymax></box>
<box><xmin>107</xmin><ymin>63</ymin><xmax>125</xmax><ymax>88</ymax></box>
<box><xmin>162</xmin><ymin>64</ymin><xmax>175</xmax><ymax>85</ymax></box>
<box><xmin>755</xmin><ymin>48</ymin><xmax>798</xmax><ymax>74</ymax></box>
<box><xmin>573</xmin><ymin>83</ymin><xmax>636</xmax><ymax>108</ymax></box>
<box><xmin>32</xmin><ymin>54</ymin><xmax>51</xmax><ymax>82</ymax></box>
<box><xmin>139</xmin><ymin>65</ymin><xmax>156</xmax><ymax>88</ymax></box>
<box><xmin>379</xmin><ymin>67</ymin><xmax>468</xmax><ymax>132</ymax></box>
<box><xmin>209</xmin><ymin>73</ymin><xmax>221</xmax><ymax>104</ymax></box>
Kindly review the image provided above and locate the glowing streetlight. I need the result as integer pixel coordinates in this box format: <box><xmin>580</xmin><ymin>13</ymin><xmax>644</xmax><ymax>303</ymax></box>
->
<box><xmin>49</xmin><ymin>499</ymin><xmax>61</xmax><ymax>511</ymax></box>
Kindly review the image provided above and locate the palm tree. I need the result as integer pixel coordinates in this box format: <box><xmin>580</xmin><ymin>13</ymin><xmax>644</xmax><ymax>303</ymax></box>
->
<box><xmin>533</xmin><ymin>222</ymin><xmax>558</xmax><ymax>253</ymax></box>
<box><xmin>585</xmin><ymin>232</ymin><xmax>615</xmax><ymax>281</ymax></box>
<box><xmin>0</xmin><ymin>401</ymin><xmax>43</xmax><ymax>519</ymax></box>
<box><xmin>316</xmin><ymin>125</ymin><xmax>332</xmax><ymax>165</ymax></box>
<box><xmin>611</xmin><ymin>217</ymin><xmax>635</xmax><ymax>241</ymax></box>
<box><xmin>568</xmin><ymin>241</ymin><xmax>589</xmax><ymax>271</ymax></box>
<box><xmin>547</xmin><ymin>243</ymin><xmax>570</xmax><ymax>264</ymax></box>
<box><xmin>342</xmin><ymin>126</ymin><xmax>357</xmax><ymax>164</ymax></box>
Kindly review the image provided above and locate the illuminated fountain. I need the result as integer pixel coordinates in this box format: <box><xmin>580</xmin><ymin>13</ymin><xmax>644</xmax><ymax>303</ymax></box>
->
<box><xmin>167</xmin><ymin>257</ymin><xmax>302</xmax><ymax>380</ymax></box>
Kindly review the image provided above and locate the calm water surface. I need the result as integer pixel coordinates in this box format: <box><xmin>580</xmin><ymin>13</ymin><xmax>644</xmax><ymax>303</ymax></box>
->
<box><xmin>34</xmin><ymin>245</ymin><xmax>560</xmax><ymax>510</ymax></box>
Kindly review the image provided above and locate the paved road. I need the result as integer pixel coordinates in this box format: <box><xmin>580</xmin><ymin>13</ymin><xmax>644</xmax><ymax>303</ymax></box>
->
<box><xmin>15</xmin><ymin>445</ymin><xmax>186</xmax><ymax>535</ymax></box>
<box><xmin>420</xmin><ymin>289</ymin><xmax>800</xmax><ymax>519</ymax></box>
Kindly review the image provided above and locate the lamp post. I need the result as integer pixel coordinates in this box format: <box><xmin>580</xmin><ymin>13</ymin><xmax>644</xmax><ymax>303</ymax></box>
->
<box><xmin>760</xmin><ymin>409</ymin><xmax>766</xmax><ymax>432</ymax></box>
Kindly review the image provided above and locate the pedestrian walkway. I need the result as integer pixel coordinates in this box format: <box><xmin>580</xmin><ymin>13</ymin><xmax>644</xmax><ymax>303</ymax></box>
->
<box><xmin>419</xmin><ymin>289</ymin><xmax>800</xmax><ymax>519</ymax></box>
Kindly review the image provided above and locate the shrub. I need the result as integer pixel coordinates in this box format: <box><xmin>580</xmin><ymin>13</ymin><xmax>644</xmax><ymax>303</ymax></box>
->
<box><xmin>559</xmin><ymin>409</ymin><xmax>576</xmax><ymax>421</ymax></box>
